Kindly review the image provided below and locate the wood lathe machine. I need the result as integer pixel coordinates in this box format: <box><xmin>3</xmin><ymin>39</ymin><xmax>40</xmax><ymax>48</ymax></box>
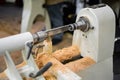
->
<box><xmin>0</xmin><ymin>4</ymin><xmax>115</xmax><ymax>80</ymax></box>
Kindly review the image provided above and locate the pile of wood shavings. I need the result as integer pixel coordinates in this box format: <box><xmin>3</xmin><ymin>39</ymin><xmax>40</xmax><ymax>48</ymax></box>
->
<box><xmin>52</xmin><ymin>45</ymin><xmax>80</xmax><ymax>62</ymax></box>
<box><xmin>35</xmin><ymin>44</ymin><xmax>95</xmax><ymax>80</ymax></box>
<box><xmin>35</xmin><ymin>45</ymin><xmax>80</xmax><ymax>68</ymax></box>
<box><xmin>65</xmin><ymin>57</ymin><xmax>96</xmax><ymax>72</ymax></box>
<box><xmin>36</xmin><ymin>53</ymin><xmax>69</xmax><ymax>80</ymax></box>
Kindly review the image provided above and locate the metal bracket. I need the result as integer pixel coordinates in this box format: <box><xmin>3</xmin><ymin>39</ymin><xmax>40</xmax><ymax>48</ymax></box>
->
<box><xmin>4</xmin><ymin>51</ymin><xmax>23</xmax><ymax>80</ymax></box>
<box><xmin>21</xmin><ymin>40</ymin><xmax>45</xmax><ymax>80</ymax></box>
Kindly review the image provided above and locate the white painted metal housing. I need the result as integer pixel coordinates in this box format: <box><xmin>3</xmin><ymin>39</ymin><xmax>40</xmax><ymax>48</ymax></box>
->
<box><xmin>0</xmin><ymin>32</ymin><xmax>33</xmax><ymax>55</ymax></box>
<box><xmin>73</xmin><ymin>4</ymin><xmax>115</xmax><ymax>80</ymax></box>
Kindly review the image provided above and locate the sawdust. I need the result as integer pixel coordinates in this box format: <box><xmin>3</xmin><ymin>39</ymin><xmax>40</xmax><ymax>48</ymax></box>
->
<box><xmin>52</xmin><ymin>45</ymin><xmax>80</xmax><ymax>62</ymax></box>
<box><xmin>35</xmin><ymin>44</ymin><xmax>81</xmax><ymax>80</ymax></box>
<box><xmin>0</xmin><ymin>71</ymin><xmax>6</xmax><ymax>79</ymax></box>
<box><xmin>36</xmin><ymin>53</ymin><xmax>70</xmax><ymax>80</ymax></box>
<box><xmin>65</xmin><ymin>57</ymin><xmax>96</xmax><ymax>72</ymax></box>
<box><xmin>43</xmin><ymin>37</ymin><xmax>52</xmax><ymax>54</ymax></box>
<box><xmin>36</xmin><ymin>45</ymin><xmax>80</xmax><ymax>68</ymax></box>
<box><xmin>43</xmin><ymin>71</ymin><xmax>56</xmax><ymax>80</ymax></box>
<box><xmin>36</xmin><ymin>53</ymin><xmax>67</xmax><ymax>71</ymax></box>
<box><xmin>35</xmin><ymin>43</ymin><xmax>95</xmax><ymax>80</ymax></box>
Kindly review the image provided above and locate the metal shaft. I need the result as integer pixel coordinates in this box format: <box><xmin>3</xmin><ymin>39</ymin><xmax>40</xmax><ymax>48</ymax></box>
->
<box><xmin>33</xmin><ymin>17</ymin><xmax>90</xmax><ymax>43</ymax></box>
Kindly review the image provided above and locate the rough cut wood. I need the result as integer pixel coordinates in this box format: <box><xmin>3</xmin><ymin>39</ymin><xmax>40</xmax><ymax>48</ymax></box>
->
<box><xmin>52</xmin><ymin>45</ymin><xmax>80</xmax><ymax>62</ymax></box>
<box><xmin>36</xmin><ymin>53</ymin><xmax>81</xmax><ymax>80</ymax></box>
<box><xmin>65</xmin><ymin>57</ymin><xmax>96</xmax><ymax>72</ymax></box>
<box><xmin>36</xmin><ymin>40</ymin><xmax>91</xmax><ymax>80</ymax></box>
<box><xmin>36</xmin><ymin>45</ymin><xmax>80</xmax><ymax>68</ymax></box>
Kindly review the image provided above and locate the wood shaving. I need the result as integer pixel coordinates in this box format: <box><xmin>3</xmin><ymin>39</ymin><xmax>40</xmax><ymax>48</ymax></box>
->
<box><xmin>52</xmin><ymin>45</ymin><xmax>80</xmax><ymax>62</ymax></box>
<box><xmin>65</xmin><ymin>57</ymin><xmax>96</xmax><ymax>72</ymax></box>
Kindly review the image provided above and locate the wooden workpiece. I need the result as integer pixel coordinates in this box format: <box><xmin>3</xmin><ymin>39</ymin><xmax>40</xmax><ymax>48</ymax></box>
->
<box><xmin>36</xmin><ymin>38</ymin><xmax>95</xmax><ymax>80</ymax></box>
<box><xmin>36</xmin><ymin>53</ymin><xmax>81</xmax><ymax>80</ymax></box>
<box><xmin>36</xmin><ymin>39</ymin><xmax>81</xmax><ymax>68</ymax></box>
<box><xmin>35</xmin><ymin>38</ymin><xmax>81</xmax><ymax>80</ymax></box>
<box><xmin>52</xmin><ymin>45</ymin><xmax>80</xmax><ymax>62</ymax></box>
<box><xmin>65</xmin><ymin>57</ymin><xmax>95</xmax><ymax>72</ymax></box>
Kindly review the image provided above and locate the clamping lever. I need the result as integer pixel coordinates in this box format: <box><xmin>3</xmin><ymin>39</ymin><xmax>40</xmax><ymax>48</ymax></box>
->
<box><xmin>29</xmin><ymin>62</ymin><xmax>52</xmax><ymax>78</ymax></box>
<box><xmin>26</xmin><ymin>42</ymin><xmax>34</xmax><ymax>60</ymax></box>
